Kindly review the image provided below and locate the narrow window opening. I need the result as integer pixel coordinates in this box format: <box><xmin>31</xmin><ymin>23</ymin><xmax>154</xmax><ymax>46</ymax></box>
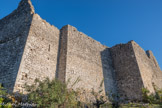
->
<box><xmin>48</xmin><ymin>44</ymin><xmax>50</xmax><ymax>52</ymax></box>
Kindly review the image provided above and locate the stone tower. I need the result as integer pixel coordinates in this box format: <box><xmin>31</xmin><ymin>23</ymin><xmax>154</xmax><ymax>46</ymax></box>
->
<box><xmin>110</xmin><ymin>41</ymin><xmax>162</xmax><ymax>101</ymax></box>
<box><xmin>0</xmin><ymin>0</ymin><xmax>59</xmax><ymax>92</ymax></box>
<box><xmin>0</xmin><ymin>0</ymin><xmax>162</xmax><ymax>102</ymax></box>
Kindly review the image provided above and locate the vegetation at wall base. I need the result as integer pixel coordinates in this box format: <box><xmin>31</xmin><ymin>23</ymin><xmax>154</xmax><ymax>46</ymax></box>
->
<box><xmin>0</xmin><ymin>84</ymin><xmax>12</xmax><ymax>108</ymax></box>
<box><xmin>142</xmin><ymin>87</ymin><xmax>162</xmax><ymax>104</ymax></box>
<box><xmin>25</xmin><ymin>78</ymin><xmax>79</xmax><ymax>108</ymax></box>
<box><xmin>119</xmin><ymin>103</ymin><xmax>162</xmax><ymax>108</ymax></box>
<box><xmin>1</xmin><ymin>80</ymin><xmax>162</xmax><ymax>108</ymax></box>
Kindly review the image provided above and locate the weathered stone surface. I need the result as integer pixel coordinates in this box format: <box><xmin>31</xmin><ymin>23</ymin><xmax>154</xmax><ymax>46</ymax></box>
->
<box><xmin>110</xmin><ymin>41</ymin><xmax>144</xmax><ymax>101</ymax></box>
<box><xmin>0</xmin><ymin>0</ymin><xmax>60</xmax><ymax>93</ymax></box>
<box><xmin>0</xmin><ymin>0</ymin><xmax>34</xmax><ymax>91</ymax></box>
<box><xmin>0</xmin><ymin>0</ymin><xmax>162</xmax><ymax>103</ymax></box>
<box><xmin>132</xmin><ymin>41</ymin><xmax>162</xmax><ymax>91</ymax></box>
<box><xmin>57</xmin><ymin>25</ymin><xmax>116</xmax><ymax>99</ymax></box>
<box><xmin>13</xmin><ymin>13</ymin><xmax>60</xmax><ymax>93</ymax></box>
<box><xmin>110</xmin><ymin>41</ymin><xmax>162</xmax><ymax>102</ymax></box>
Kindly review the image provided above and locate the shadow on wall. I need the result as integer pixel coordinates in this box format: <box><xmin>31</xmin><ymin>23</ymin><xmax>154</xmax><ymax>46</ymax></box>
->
<box><xmin>55</xmin><ymin>31</ymin><xmax>61</xmax><ymax>80</ymax></box>
<box><xmin>55</xmin><ymin>26</ymin><xmax>68</xmax><ymax>82</ymax></box>
<box><xmin>100</xmin><ymin>48</ymin><xmax>117</xmax><ymax>101</ymax></box>
<box><xmin>0</xmin><ymin>8</ymin><xmax>34</xmax><ymax>91</ymax></box>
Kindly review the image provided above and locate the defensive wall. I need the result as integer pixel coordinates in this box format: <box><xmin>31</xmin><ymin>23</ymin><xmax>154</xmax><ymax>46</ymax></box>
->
<box><xmin>0</xmin><ymin>0</ymin><xmax>162</xmax><ymax>102</ymax></box>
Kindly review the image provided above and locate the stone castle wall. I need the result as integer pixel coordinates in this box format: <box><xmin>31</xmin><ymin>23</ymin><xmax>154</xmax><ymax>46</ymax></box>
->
<box><xmin>0</xmin><ymin>0</ymin><xmax>162</xmax><ymax>103</ymax></box>
<box><xmin>13</xmin><ymin>14</ymin><xmax>60</xmax><ymax>93</ymax></box>
<box><xmin>132</xmin><ymin>41</ymin><xmax>155</xmax><ymax>93</ymax></box>
<box><xmin>110</xmin><ymin>41</ymin><xmax>162</xmax><ymax>101</ymax></box>
<box><xmin>110</xmin><ymin>41</ymin><xmax>144</xmax><ymax>101</ymax></box>
<box><xmin>132</xmin><ymin>41</ymin><xmax>162</xmax><ymax>91</ymax></box>
<box><xmin>0</xmin><ymin>0</ymin><xmax>34</xmax><ymax>91</ymax></box>
<box><xmin>57</xmin><ymin>25</ymin><xmax>116</xmax><ymax>97</ymax></box>
<box><xmin>0</xmin><ymin>0</ymin><xmax>60</xmax><ymax>92</ymax></box>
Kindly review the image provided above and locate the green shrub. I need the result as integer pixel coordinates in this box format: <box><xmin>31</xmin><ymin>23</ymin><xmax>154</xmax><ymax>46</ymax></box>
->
<box><xmin>154</xmin><ymin>86</ymin><xmax>162</xmax><ymax>104</ymax></box>
<box><xmin>142</xmin><ymin>87</ymin><xmax>162</xmax><ymax>104</ymax></box>
<box><xmin>0</xmin><ymin>84</ymin><xmax>12</xmax><ymax>108</ymax></box>
<box><xmin>25</xmin><ymin>78</ymin><xmax>79</xmax><ymax>108</ymax></box>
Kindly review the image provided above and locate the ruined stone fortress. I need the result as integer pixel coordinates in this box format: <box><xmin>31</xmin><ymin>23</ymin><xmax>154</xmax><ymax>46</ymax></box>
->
<box><xmin>0</xmin><ymin>0</ymin><xmax>162</xmax><ymax>102</ymax></box>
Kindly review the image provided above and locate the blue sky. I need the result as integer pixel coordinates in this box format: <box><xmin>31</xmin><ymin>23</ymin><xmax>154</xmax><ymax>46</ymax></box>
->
<box><xmin>0</xmin><ymin>0</ymin><xmax>162</xmax><ymax>69</ymax></box>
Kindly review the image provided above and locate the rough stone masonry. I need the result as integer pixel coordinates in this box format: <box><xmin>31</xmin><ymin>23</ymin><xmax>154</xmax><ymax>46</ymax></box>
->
<box><xmin>0</xmin><ymin>0</ymin><xmax>162</xmax><ymax>102</ymax></box>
